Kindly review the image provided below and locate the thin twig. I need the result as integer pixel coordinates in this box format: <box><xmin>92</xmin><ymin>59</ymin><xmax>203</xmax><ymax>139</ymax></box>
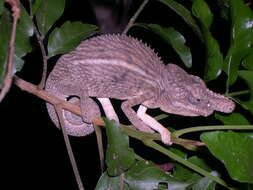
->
<box><xmin>94</xmin><ymin>124</ymin><xmax>105</xmax><ymax>173</ymax></box>
<box><xmin>36</xmin><ymin>33</ymin><xmax>48</xmax><ymax>89</ymax></box>
<box><xmin>55</xmin><ymin>105</ymin><xmax>85</xmax><ymax>190</ymax></box>
<box><xmin>123</xmin><ymin>0</ymin><xmax>149</xmax><ymax>34</ymax></box>
<box><xmin>28</xmin><ymin>0</ymin><xmax>48</xmax><ymax>90</ymax></box>
<box><xmin>0</xmin><ymin>0</ymin><xmax>20</xmax><ymax>102</ymax></box>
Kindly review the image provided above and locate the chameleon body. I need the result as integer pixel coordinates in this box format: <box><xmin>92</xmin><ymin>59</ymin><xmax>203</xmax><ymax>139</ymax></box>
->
<box><xmin>45</xmin><ymin>34</ymin><xmax>235</xmax><ymax>144</ymax></box>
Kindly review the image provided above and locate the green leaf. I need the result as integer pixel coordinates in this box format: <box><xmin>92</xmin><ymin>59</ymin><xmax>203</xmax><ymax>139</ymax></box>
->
<box><xmin>157</xmin><ymin>0</ymin><xmax>202</xmax><ymax>40</ymax></box>
<box><xmin>192</xmin><ymin>0</ymin><xmax>223</xmax><ymax>81</ymax></box>
<box><xmin>242</xmin><ymin>49</ymin><xmax>253</xmax><ymax>71</ymax></box>
<box><xmin>0</xmin><ymin>6</ymin><xmax>33</xmax><ymax>87</ymax></box>
<box><xmin>223</xmin><ymin>0</ymin><xmax>253</xmax><ymax>85</ymax></box>
<box><xmin>237</xmin><ymin>71</ymin><xmax>253</xmax><ymax>115</ymax></box>
<box><xmin>240</xmin><ymin>101</ymin><xmax>253</xmax><ymax>116</ymax></box>
<box><xmin>201</xmin><ymin>131</ymin><xmax>253</xmax><ymax>183</ymax></box>
<box><xmin>16</xmin><ymin>5</ymin><xmax>34</xmax><ymax>58</ymax></box>
<box><xmin>138</xmin><ymin>23</ymin><xmax>192</xmax><ymax>68</ymax></box>
<box><xmin>32</xmin><ymin>0</ymin><xmax>43</xmax><ymax>14</ymax></box>
<box><xmin>192</xmin><ymin>172</ymin><xmax>217</xmax><ymax>190</ymax></box>
<box><xmin>173</xmin><ymin>156</ymin><xmax>211</xmax><ymax>183</ymax></box>
<box><xmin>0</xmin><ymin>10</ymin><xmax>11</xmax><ymax>86</ymax></box>
<box><xmin>0</xmin><ymin>0</ymin><xmax>3</xmax><ymax>16</ymax></box>
<box><xmin>35</xmin><ymin>0</ymin><xmax>65</xmax><ymax>36</ymax></box>
<box><xmin>95</xmin><ymin>172</ymin><xmax>130</xmax><ymax>190</ymax></box>
<box><xmin>104</xmin><ymin>118</ymin><xmax>135</xmax><ymax>176</ymax></box>
<box><xmin>238</xmin><ymin>70</ymin><xmax>253</xmax><ymax>101</ymax></box>
<box><xmin>125</xmin><ymin>160</ymin><xmax>190</xmax><ymax>190</ymax></box>
<box><xmin>47</xmin><ymin>21</ymin><xmax>97</xmax><ymax>57</ymax></box>
<box><xmin>215</xmin><ymin>112</ymin><xmax>250</xmax><ymax>125</ymax></box>
<box><xmin>192</xmin><ymin>0</ymin><xmax>213</xmax><ymax>28</ymax></box>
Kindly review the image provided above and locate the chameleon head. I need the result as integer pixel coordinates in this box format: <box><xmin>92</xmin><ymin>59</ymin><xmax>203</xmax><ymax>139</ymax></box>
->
<box><xmin>159</xmin><ymin>64</ymin><xmax>235</xmax><ymax>117</ymax></box>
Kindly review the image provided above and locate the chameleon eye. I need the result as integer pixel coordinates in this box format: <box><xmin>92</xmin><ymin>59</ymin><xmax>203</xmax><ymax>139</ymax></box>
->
<box><xmin>188</xmin><ymin>96</ymin><xmax>201</xmax><ymax>105</ymax></box>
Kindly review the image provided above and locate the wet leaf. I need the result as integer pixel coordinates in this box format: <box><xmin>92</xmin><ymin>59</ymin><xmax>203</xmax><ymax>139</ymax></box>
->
<box><xmin>48</xmin><ymin>21</ymin><xmax>97</xmax><ymax>57</ymax></box>
<box><xmin>201</xmin><ymin>131</ymin><xmax>253</xmax><ymax>183</ymax></box>
<box><xmin>104</xmin><ymin>118</ymin><xmax>135</xmax><ymax>176</ymax></box>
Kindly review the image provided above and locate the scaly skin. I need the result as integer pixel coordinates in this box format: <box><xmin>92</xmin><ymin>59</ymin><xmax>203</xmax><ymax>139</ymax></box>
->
<box><xmin>45</xmin><ymin>34</ymin><xmax>235</xmax><ymax>144</ymax></box>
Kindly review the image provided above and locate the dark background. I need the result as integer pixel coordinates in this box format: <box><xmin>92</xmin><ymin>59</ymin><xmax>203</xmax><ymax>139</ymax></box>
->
<box><xmin>1</xmin><ymin>0</ymin><xmax>252</xmax><ymax>189</ymax></box>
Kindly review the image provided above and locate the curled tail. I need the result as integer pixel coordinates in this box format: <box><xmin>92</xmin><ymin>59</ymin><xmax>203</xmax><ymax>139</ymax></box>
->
<box><xmin>46</xmin><ymin>83</ymin><xmax>94</xmax><ymax>136</ymax></box>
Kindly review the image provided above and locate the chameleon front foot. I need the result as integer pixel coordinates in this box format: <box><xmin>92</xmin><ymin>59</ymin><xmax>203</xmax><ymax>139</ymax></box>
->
<box><xmin>160</xmin><ymin>128</ymin><xmax>172</xmax><ymax>145</ymax></box>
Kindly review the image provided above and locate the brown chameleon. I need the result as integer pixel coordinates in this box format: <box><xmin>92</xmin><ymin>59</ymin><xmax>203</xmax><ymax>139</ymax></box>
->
<box><xmin>45</xmin><ymin>34</ymin><xmax>235</xmax><ymax>144</ymax></box>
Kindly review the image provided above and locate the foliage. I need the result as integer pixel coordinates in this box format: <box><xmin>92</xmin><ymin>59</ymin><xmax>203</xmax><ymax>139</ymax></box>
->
<box><xmin>0</xmin><ymin>0</ymin><xmax>253</xmax><ymax>189</ymax></box>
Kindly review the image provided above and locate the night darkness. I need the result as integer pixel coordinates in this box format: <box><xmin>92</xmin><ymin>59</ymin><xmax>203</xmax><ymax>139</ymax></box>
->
<box><xmin>1</xmin><ymin>0</ymin><xmax>251</xmax><ymax>189</ymax></box>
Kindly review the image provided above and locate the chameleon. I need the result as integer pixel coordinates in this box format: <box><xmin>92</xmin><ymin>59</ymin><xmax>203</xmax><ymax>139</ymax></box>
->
<box><xmin>45</xmin><ymin>34</ymin><xmax>235</xmax><ymax>145</ymax></box>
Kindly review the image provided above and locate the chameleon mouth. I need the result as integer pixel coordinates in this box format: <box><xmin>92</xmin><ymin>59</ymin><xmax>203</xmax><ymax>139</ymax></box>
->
<box><xmin>175</xmin><ymin>106</ymin><xmax>214</xmax><ymax>117</ymax></box>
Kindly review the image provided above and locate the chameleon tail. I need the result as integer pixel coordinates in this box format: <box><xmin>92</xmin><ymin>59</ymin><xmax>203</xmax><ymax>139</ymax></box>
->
<box><xmin>46</xmin><ymin>97</ymin><xmax>94</xmax><ymax>136</ymax></box>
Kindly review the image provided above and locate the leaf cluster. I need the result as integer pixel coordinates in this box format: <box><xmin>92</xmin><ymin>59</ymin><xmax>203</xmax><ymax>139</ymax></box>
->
<box><xmin>0</xmin><ymin>0</ymin><xmax>253</xmax><ymax>189</ymax></box>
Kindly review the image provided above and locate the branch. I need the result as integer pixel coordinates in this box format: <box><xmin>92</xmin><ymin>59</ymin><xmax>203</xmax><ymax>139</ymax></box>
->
<box><xmin>28</xmin><ymin>0</ymin><xmax>48</xmax><ymax>90</ymax></box>
<box><xmin>36</xmin><ymin>32</ymin><xmax>48</xmax><ymax>90</ymax></box>
<box><xmin>13</xmin><ymin>75</ymin><xmax>104</xmax><ymax>125</ymax></box>
<box><xmin>55</xmin><ymin>105</ymin><xmax>85</xmax><ymax>190</ymax></box>
<box><xmin>13</xmin><ymin>76</ymin><xmax>205</xmax><ymax>150</ymax></box>
<box><xmin>123</xmin><ymin>0</ymin><xmax>149</xmax><ymax>34</ymax></box>
<box><xmin>0</xmin><ymin>0</ymin><xmax>20</xmax><ymax>102</ymax></box>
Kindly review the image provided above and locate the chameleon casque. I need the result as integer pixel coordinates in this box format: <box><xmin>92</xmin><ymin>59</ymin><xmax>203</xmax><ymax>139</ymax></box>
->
<box><xmin>45</xmin><ymin>34</ymin><xmax>235</xmax><ymax>144</ymax></box>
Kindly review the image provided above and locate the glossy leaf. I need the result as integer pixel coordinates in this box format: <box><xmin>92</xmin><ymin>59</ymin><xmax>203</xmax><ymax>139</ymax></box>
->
<box><xmin>242</xmin><ymin>49</ymin><xmax>253</xmax><ymax>71</ymax></box>
<box><xmin>192</xmin><ymin>0</ymin><xmax>223</xmax><ymax>81</ymax></box>
<box><xmin>215</xmin><ymin>112</ymin><xmax>250</xmax><ymax>125</ymax></box>
<box><xmin>47</xmin><ymin>21</ymin><xmax>97</xmax><ymax>57</ymax></box>
<box><xmin>35</xmin><ymin>0</ymin><xmax>65</xmax><ymax>36</ymax></box>
<box><xmin>223</xmin><ymin>0</ymin><xmax>253</xmax><ymax>85</ymax></box>
<box><xmin>157</xmin><ymin>0</ymin><xmax>202</xmax><ymax>40</ymax></box>
<box><xmin>201</xmin><ymin>131</ymin><xmax>253</xmax><ymax>183</ymax></box>
<box><xmin>138</xmin><ymin>23</ymin><xmax>192</xmax><ymax>68</ymax></box>
<box><xmin>192</xmin><ymin>0</ymin><xmax>213</xmax><ymax>28</ymax></box>
<box><xmin>95</xmin><ymin>172</ymin><xmax>130</xmax><ymax>190</ymax></box>
<box><xmin>104</xmin><ymin>118</ymin><xmax>135</xmax><ymax>176</ymax></box>
<box><xmin>15</xmin><ymin>5</ymin><xmax>34</xmax><ymax>58</ymax></box>
<box><xmin>125</xmin><ymin>160</ymin><xmax>190</xmax><ymax>190</ymax></box>
<box><xmin>0</xmin><ymin>6</ymin><xmax>33</xmax><ymax>87</ymax></box>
